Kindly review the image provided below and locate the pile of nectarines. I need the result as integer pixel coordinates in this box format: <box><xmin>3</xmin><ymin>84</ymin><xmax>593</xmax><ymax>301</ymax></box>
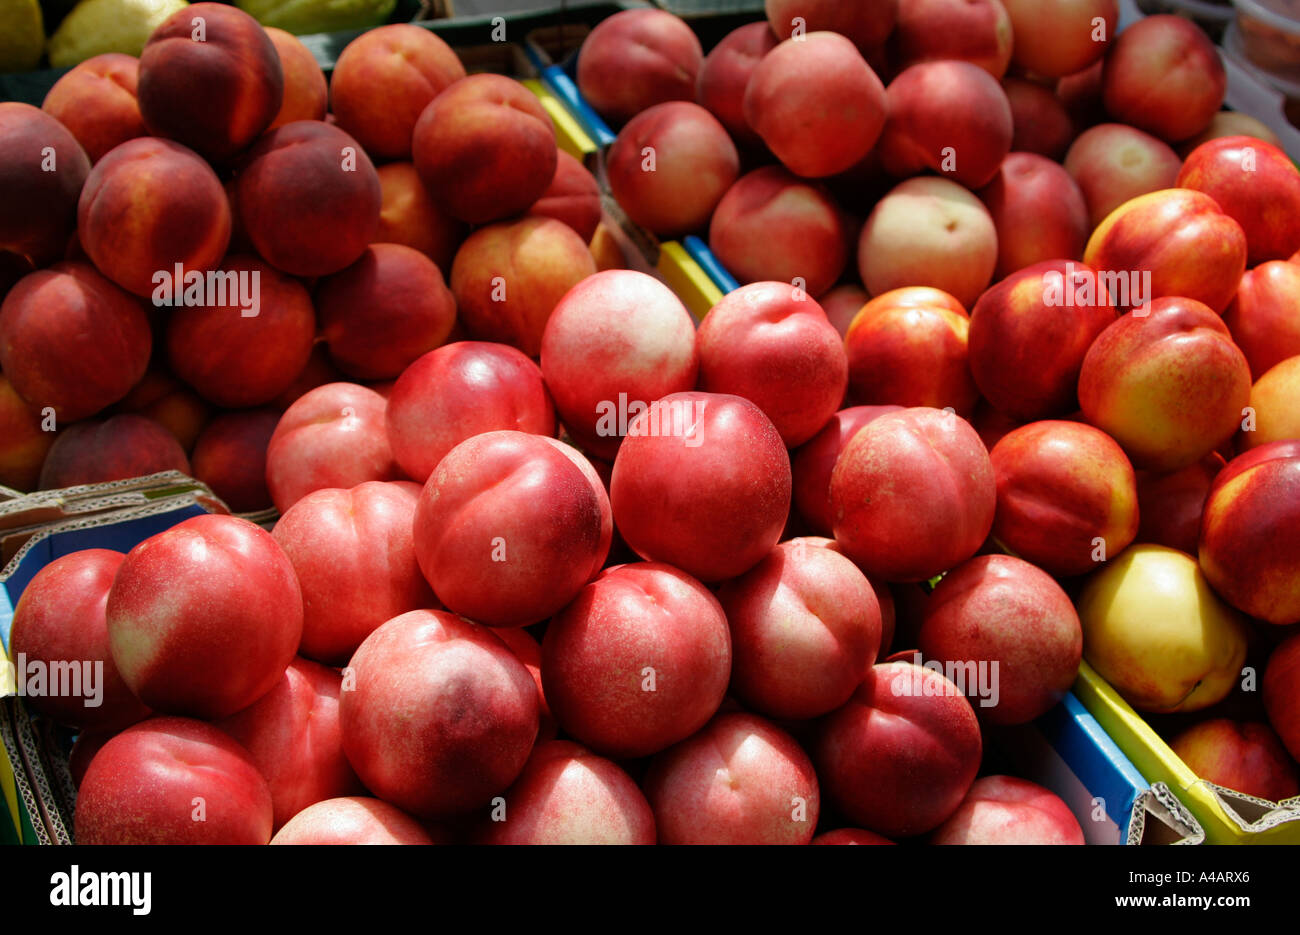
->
<box><xmin>3</xmin><ymin>1</ymin><xmax>1299</xmax><ymax>846</ymax></box>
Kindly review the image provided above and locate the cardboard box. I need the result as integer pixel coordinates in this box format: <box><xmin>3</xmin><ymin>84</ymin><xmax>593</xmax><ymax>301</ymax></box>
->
<box><xmin>1075</xmin><ymin>662</ymin><xmax>1300</xmax><ymax>844</ymax></box>
<box><xmin>0</xmin><ymin>473</ymin><xmax>229</xmax><ymax>844</ymax></box>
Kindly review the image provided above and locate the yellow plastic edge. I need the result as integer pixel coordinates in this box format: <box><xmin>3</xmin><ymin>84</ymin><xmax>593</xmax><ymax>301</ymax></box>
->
<box><xmin>657</xmin><ymin>241</ymin><xmax>722</xmax><ymax>322</ymax></box>
<box><xmin>1</xmin><ymin>641</ymin><xmax>18</xmax><ymax>838</ymax></box>
<box><xmin>1074</xmin><ymin>661</ymin><xmax>1300</xmax><ymax>844</ymax></box>
<box><xmin>522</xmin><ymin>78</ymin><xmax>596</xmax><ymax>162</ymax></box>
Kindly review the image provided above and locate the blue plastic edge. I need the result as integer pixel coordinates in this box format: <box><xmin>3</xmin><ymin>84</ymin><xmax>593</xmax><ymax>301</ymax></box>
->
<box><xmin>0</xmin><ymin>504</ymin><xmax>209</xmax><ymax>654</ymax></box>
<box><xmin>683</xmin><ymin>235</ymin><xmax>740</xmax><ymax>295</ymax></box>
<box><xmin>540</xmin><ymin>64</ymin><xmax>616</xmax><ymax>149</ymax></box>
<box><xmin>1037</xmin><ymin>691</ymin><xmax>1147</xmax><ymax>841</ymax></box>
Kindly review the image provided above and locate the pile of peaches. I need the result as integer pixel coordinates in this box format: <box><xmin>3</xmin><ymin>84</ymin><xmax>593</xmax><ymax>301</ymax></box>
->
<box><xmin>2</xmin><ymin>0</ymin><xmax>1299</xmax><ymax>845</ymax></box>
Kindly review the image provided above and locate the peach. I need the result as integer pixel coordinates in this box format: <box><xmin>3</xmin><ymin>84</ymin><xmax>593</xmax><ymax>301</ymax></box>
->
<box><xmin>990</xmin><ymin>421</ymin><xmax>1139</xmax><ymax>577</ymax></box>
<box><xmin>788</xmin><ymin>536</ymin><xmax>897</xmax><ymax>656</ymax></box>
<box><xmin>971</xmin><ymin>400</ymin><xmax>1023</xmax><ymax>453</ymax></box>
<box><xmin>813</xmin><ymin>828</ymin><xmax>895</xmax><ymax>845</ymax></box>
<box><xmin>105</xmin><ymin>514</ymin><xmax>302</xmax><ymax>718</ymax></box>
<box><xmin>844</xmin><ymin>286</ymin><xmax>978</xmax><ymax>416</ymax></box>
<box><xmin>1244</xmin><ymin>357</ymin><xmax>1300</xmax><ymax>450</ymax></box>
<box><xmin>492</xmin><ymin>627</ymin><xmax>556</xmax><ymax>744</ymax></box>
<box><xmin>235</xmin><ymin>120</ymin><xmax>381</xmax><ymax>278</ymax></box>
<box><xmin>165</xmin><ymin>255</ymin><xmax>315</xmax><ymax>408</ymax></box>
<box><xmin>1079</xmin><ymin>296</ymin><xmax>1251</xmax><ymax>472</ymax></box>
<box><xmin>765</xmin><ymin>0</ymin><xmax>898</xmax><ymax>52</ymax></box>
<box><xmin>137</xmin><ymin>3</ymin><xmax>283</xmax><ymax>163</ymax></box>
<box><xmin>75</xmin><ymin>717</ymin><xmax>273</xmax><ymax>845</ymax></box>
<box><xmin>527</xmin><ymin>150</ymin><xmax>602</xmax><ymax>244</ymax></box>
<box><xmin>1001</xmin><ymin>0</ymin><xmax>1117</xmax><ymax>77</ymax></box>
<box><xmin>317</xmin><ymin>243</ymin><xmax>455</xmax><ymax>380</ymax></box>
<box><xmin>41</xmin><ymin>53</ymin><xmax>146</xmax><ymax>163</ymax></box>
<box><xmin>921</xmin><ymin>555</ymin><xmax>1082</xmax><ymax>724</ymax></box>
<box><xmin>69</xmin><ymin>730</ymin><xmax>114</xmax><ymax>789</ymax></box>
<box><xmin>0</xmin><ymin>375</ymin><xmax>53</xmax><ymax>491</ymax></box>
<box><xmin>265</xmin><ymin>28</ymin><xmax>327</xmax><ymax>129</ymax></box>
<box><xmin>274</xmin><ymin>481</ymin><xmax>433</xmax><ymax>663</ymax></box>
<box><xmin>450</xmin><ymin>216</ymin><xmax>596</xmax><ymax>358</ymax></box>
<box><xmin>890</xmin><ymin>0</ymin><xmax>1014</xmax><ymax>78</ymax></box>
<box><xmin>113</xmin><ymin>370</ymin><xmax>210</xmax><ymax>453</ymax></box>
<box><xmin>719</xmin><ymin>539</ymin><xmax>882</xmax><ymax>720</ymax></box>
<box><xmin>0</xmin><ymin>103</ymin><xmax>90</xmax><ymax>267</ymax></box>
<box><xmin>607</xmin><ymin>101</ymin><xmax>739</xmax><ymax>238</ymax></box>
<box><xmin>385</xmin><ymin>342</ymin><xmax>555</xmax><ymax>483</ymax></box>
<box><xmin>1083</xmin><ymin>189</ymin><xmax>1247</xmax><ymax>315</ymax></box>
<box><xmin>695</xmin><ymin>21</ymin><xmax>778</xmax><ymax>148</ymax></box>
<box><xmin>340</xmin><ymin>609</ymin><xmax>538</xmax><ymax>818</ymax></box>
<box><xmin>645</xmin><ymin>713</ymin><xmax>819</xmax><ymax>845</ymax></box>
<box><xmin>477</xmin><ymin>741</ymin><xmax>655</xmax><ymax>845</ymax></box>
<box><xmin>979</xmin><ymin>153</ymin><xmax>1089</xmax><ymax>280</ymax></box>
<box><xmin>1003</xmin><ymin>77</ymin><xmax>1075</xmax><ymax>160</ymax></box>
<box><xmin>1101</xmin><ymin>14</ymin><xmax>1225</xmax><ymax>143</ymax></box>
<box><xmin>39</xmin><ymin>415</ymin><xmax>190</xmax><ymax>490</ymax></box>
<box><xmin>820</xmin><ymin>284</ymin><xmax>868</xmax><ymax>338</ymax></box>
<box><xmin>1169</xmin><ymin>719</ymin><xmax>1299</xmax><ymax>802</ymax></box>
<box><xmin>610</xmin><ymin>392</ymin><xmax>791</xmax><ymax>582</ymax></box>
<box><xmin>792</xmin><ymin>405</ymin><xmax>903</xmax><ymax>534</ymax></box>
<box><xmin>413</xmin><ymin>74</ymin><xmax>556</xmax><ymax>225</ymax></box>
<box><xmin>858</xmin><ymin>177</ymin><xmax>998</xmax><ymax>310</ymax></box>
<box><xmin>265</xmin><ymin>382</ymin><xmax>403</xmax><ymax>512</ymax></box>
<box><xmin>374</xmin><ymin>162</ymin><xmax>465</xmax><ymax>273</ymax></box>
<box><xmin>1056</xmin><ymin>59</ymin><xmax>1107</xmax><ymax>132</ymax></box>
<box><xmin>190</xmin><ymin>408</ymin><xmax>279</xmax><ymax>513</ymax></box>
<box><xmin>589</xmin><ymin>222</ymin><xmax>625</xmax><ymax>271</ymax></box>
<box><xmin>1225</xmin><ymin>261</ymin><xmax>1300</xmax><ymax>379</ymax></box>
<box><xmin>1178</xmin><ymin>136</ymin><xmax>1300</xmax><ymax>266</ymax></box>
<box><xmin>707</xmin><ymin>166</ymin><xmax>849</xmax><ymax>299</ymax></box>
<box><xmin>541</xmin><ymin>562</ymin><xmax>731</xmax><ymax>759</ymax></box>
<box><xmin>969</xmin><ymin>260</ymin><xmax>1116</xmax><ymax>421</ymax></box>
<box><xmin>413</xmin><ymin>432</ymin><xmax>611</xmax><ymax>628</ymax></box>
<box><xmin>931</xmin><ymin>775</ymin><xmax>1086</xmax><ymax>844</ymax></box>
<box><xmin>78</xmin><ymin>136</ymin><xmax>231</xmax><ymax>297</ymax></box>
<box><xmin>273</xmin><ymin>342</ymin><xmax>344</xmax><ymax>410</ymax></box>
<box><xmin>329</xmin><ymin>24</ymin><xmax>465</xmax><ymax>160</ymax></box>
<box><xmin>697</xmin><ymin>282</ymin><xmax>847</xmax><ymax>446</ymax></box>
<box><xmin>540</xmin><ymin>269</ymin><xmax>697</xmax><ymax>462</ymax></box>
<box><xmin>1063</xmin><ymin>123</ymin><xmax>1182</xmax><ymax>231</ymax></box>
<box><xmin>9</xmin><ymin>549</ymin><xmax>150</xmax><ymax>730</ymax></box>
<box><xmin>877</xmin><ymin>60</ymin><xmax>1013</xmax><ymax>189</ymax></box>
<box><xmin>217</xmin><ymin>657</ymin><xmax>363</xmax><ymax>829</ymax></box>
<box><xmin>832</xmin><ymin>408</ymin><xmax>996</xmax><ymax>582</ymax></box>
<box><xmin>576</xmin><ymin>8</ymin><xmax>703</xmax><ymax>125</ymax></box>
<box><xmin>744</xmin><ymin>32</ymin><xmax>886</xmax><ymax>178</ymax></box>
<box><xmin>271</xmin><ymin>797</ymin><xmax>433</xmax><ymax>845</ymax></box>
<box><xmin>1181</xmin><ymin>111</ymin><xmax>1281</xmax><ymax>154</ymax></box>
<box><xmin>1199</xmin><ymin>442</ymin><xmax>1300</xmax><ymax>625</ymax></box>
<box><xmin>1079</xmin><ymin>544</ymin><xmax>1250</xmax><ymax>712</ymax></box>
<box><xmin>1264</xmin><ymin>633</ymin><xmax>1300</xmax><ymax>761</ymax></box>
<box><xmin>0</xmin><ymin>261</ymin><xmax>150</xmax><ymax>421</ymax></box>
<box><xmin>1135</xmin><ymin>453</ymin><xmax>1225</xmax><ymax>555</ymax></box>
<box><xmin>815</xmin><ymin>661</ymin><xmax>982</xmax><ymax>837</ymax></box>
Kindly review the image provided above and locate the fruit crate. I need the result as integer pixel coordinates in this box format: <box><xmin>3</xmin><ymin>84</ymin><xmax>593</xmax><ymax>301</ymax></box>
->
<box><xmin>661</xmin><ymin>235</ymin><xmax>1208</xmax><ymax>844</ymax></box>
<box><xmin>520</xmin><ymin>6</ymin><xmax>732</xmax><ymax>316</ymax></box>
<box><xmin>1076</xmin><ymin>662</ymin><xmax>1300</xmax><ymax>844</ymax></box>
<box><xmin>0</xmin><ymin>473</ymin><xmax>229</xmax><ymax>844</ymax></box>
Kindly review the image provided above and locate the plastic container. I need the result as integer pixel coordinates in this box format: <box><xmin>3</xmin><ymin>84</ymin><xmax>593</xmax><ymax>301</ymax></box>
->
<box><xmin>1233</xmin><ymin>0</ymin><xmax>1300</xmax><ymax>79</ymax></box>
<box><xmin>1137</xmin><ymin>0</ymin><xmax>1235</xmax><ymax>38</ymax></box>
<box><xmin>1225</xmin><ymin>20</ymin><xmax>1300</xmax><ymax>100</ymax></box>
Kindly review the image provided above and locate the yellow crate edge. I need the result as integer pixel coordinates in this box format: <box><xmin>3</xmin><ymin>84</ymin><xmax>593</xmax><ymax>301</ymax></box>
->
<box><xmin>522</xmin><ymin>79</ymin><xmax>596</xmax><ymax>162</ymax></box>
<box><xmin>1074</xmin><ymin>661</ymin><xmax>1300</xmax><ymax>844</ymax></box>
<box><xmin>657</xmin><ymin>241</ymin><xmax>722</xmax><ymax>321</ymax></box>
